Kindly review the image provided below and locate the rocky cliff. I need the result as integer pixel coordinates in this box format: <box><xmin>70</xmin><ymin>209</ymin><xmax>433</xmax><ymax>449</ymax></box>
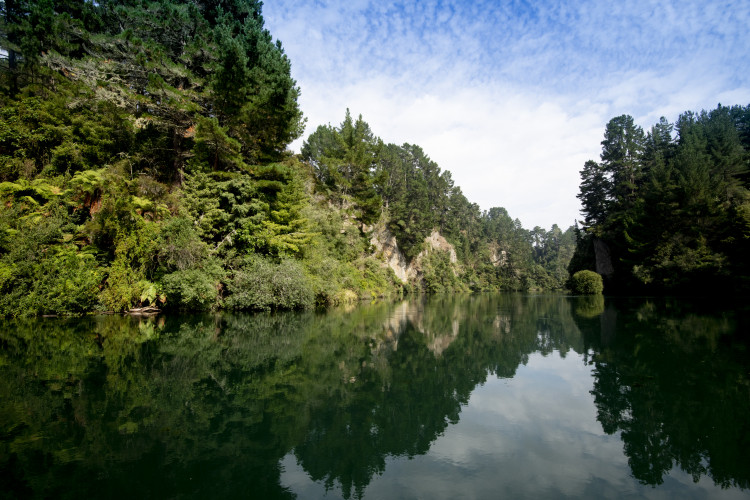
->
<box><xmin>369</xmin><ymin>226</ymin><xmax>459</xmax><ymax>284</ymax></box>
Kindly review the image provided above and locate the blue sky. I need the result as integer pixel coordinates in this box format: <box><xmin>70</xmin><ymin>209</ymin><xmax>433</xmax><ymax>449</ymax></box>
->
<box><xmin>264</xmin><ymin>0</ymin><xmax>750</xmax><ymax>229</ymax></box>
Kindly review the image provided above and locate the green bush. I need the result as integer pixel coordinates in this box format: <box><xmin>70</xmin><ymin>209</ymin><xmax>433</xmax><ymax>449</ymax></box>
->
<box><xmin>0</xmin><ymin>204</ymin><xmax>105</xmax><ymax>316</ymax></box>
<box><xmin>301</xmin><ymin>255</ymin><xmax>360</xmax><ymax>306</ymax></box>
<box><xmin>38</xmin><ymin>253</ymin><xmax>102</xmax><ymax>314</ymax></box>
<box><xmin>570</xmin><ymin>270</ymin><xmax>604</xmax><ymax>295</ymax></box>
<box><xmin>358</xmin><ymin>256</ymin><xmax>397</xmax><ymax>298</ymax></box>
<box><xmin>161</xmin><ymin>267</ymin><xmax>222</xmax><ymax>311</ymax></box>
<box><xmin>99</xmin><ymin>264</ymin><xmax>142</xmax><ymax>312</ymax></box>
<box><xmin>225</xmin><ymin>256</ymin><xmax>314</xmax><ymax>311</ymax></box>
<box><xmin>156</xmin><ymin>216</ymin><xmax>209</xmax><ymax>273</ymax></box>
<box><xmin>99</xmin><ymin>222</ymin><xmax>160</xmax><ymax>311</ymax></box>
<box><xmin>0</xmin><ymin>250</ymin><xmax>103</xmax><ymax>317</ymax></box>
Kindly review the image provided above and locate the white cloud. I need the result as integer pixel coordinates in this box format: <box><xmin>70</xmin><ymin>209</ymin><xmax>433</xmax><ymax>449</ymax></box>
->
<box><xmin>266</xmin><ymin>0</ymin><xmax>750</xmax><ymax>229</ymax></box>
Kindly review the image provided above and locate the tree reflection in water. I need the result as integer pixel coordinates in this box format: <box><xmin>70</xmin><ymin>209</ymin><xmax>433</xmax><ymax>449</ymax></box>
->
<box><xmin>0</xmin><ymin>294</ymin><xmax>748</xmax><ymax>499</ymax></box>
<box><xmin>579</xmin><ymin>297</ymin><xmax>750</xmax><ymax>489</ymax></box>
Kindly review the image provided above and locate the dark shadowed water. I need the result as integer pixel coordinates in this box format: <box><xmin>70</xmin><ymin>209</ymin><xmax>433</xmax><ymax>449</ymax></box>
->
<box><xmin>1</xmin><ymin>293</ymin><xmax>749</xmax><ymax>499</ymax></box>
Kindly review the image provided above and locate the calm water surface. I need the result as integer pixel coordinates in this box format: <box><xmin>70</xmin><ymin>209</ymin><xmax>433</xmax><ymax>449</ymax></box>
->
<box><xmin>1</xmin><ymin>294</ymin><xmax>748</xmax><ymax>499</ymax></box>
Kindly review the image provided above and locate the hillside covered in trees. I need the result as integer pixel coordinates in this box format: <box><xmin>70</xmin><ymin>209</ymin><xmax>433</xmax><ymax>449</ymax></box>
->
<box><xmin>0</xmin><ymin>0</ymin><xmax>575</xmax><ymax>317</ymax></box>
<box><xmin>571</xmin><ymin>108</ymin><xmax>750</xmax><ymax>293</ymax></box>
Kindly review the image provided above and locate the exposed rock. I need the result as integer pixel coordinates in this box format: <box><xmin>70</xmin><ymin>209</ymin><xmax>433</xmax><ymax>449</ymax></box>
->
<box><xmin>493</xmin><ymin>314</ymin><xmax>511</xmax><ymax>335</ymax></box>
<box><xmin>425</xmin><ymin>318</ymin><xmax>460</xmax><ymax>357</ymax></box>
<box><xmin>488</xmin><ymin>242</ymin><xmax>508</xmax><ymax>267</ymax></box>
<box><xmin>369</xmin><ymin>225</ymin><xmax>413</xmax><ymax>283</ymax></box>
<box><xmin>419</xmin><ymin>230</ymin><xmax>457</xmax><ymax>264</ymax></box>
<box><xmin>370</xmin><ymin>226</ymin><xmax>460</xmax><ymax>283</ymax></box>
<box><xmin>593</xmin><ymin>238</ymin><xmax>615</xmax><ymax>279</ymax></box>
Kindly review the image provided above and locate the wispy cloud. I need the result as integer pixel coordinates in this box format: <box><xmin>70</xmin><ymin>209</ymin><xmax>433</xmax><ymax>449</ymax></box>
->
<box><xmin>265</xmin><ymin>0</ymin><xmax>750</xmax><ymax>229</ymax></box>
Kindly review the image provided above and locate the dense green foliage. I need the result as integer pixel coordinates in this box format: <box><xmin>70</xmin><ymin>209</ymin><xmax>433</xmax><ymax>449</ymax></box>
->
<box><xmin>0</xmin><ymin>1</ymin><xmax>575</xmax><ymax>317</ymax></box>
<box><xmin>572</xmin><ymin>107</ymin><xmax>750</xmax><ymax>293</ymax></box>
<box><xmin>570</xmin><ymin>270</ymin><xmax>603</xmax><ymax>295</ymax></box>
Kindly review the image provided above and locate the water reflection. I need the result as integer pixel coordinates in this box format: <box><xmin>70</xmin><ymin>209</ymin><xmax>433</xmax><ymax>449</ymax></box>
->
<box><xmin>578</xmin><ymin>297</ymin><xmax>750</xmax><ymax>490</ymax></box>
<box><xmin>0</xmin><ymin>294</ymin><xmax>748</xmax><ymax>499</ymax></box>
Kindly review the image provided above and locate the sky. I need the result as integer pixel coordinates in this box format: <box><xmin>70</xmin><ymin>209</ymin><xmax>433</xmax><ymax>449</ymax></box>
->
<box><xmin>263</xmin><ymin>0</ymin><xmax>750</xmax><ymax>230</ymax></box>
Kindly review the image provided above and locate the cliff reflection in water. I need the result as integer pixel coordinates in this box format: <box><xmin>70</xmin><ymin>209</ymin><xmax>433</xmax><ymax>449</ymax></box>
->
<box><xmin>0</xmin><ymin>294</ymin><xmax>748</xmax><ymax>499</ymax></box>
<box><xmin>292</xmin><ymin>294</ymin><xmax>586</xmax><ymax>499</ymax></box>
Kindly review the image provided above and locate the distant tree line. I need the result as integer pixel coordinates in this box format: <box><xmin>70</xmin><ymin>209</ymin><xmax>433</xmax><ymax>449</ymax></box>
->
<box><xmin>302</xmin><ymin>111</ymin><xmax>577</xmax><ymax>293</ymax></box>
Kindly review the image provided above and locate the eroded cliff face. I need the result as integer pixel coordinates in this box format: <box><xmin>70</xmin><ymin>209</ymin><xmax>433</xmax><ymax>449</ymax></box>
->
<box><xmin>419</xmin><ymin>231</ymin><xmax>457</xmax><ymax>265</ymax></box>
<box><xmin>488</xmin><ymin>242</ymin><xmax>508</xmax><ymax>267</ymax></box>
<box><xmin>368</xmin><ymin>224</ymin><xmax>413</xmax><ymax>283</ymax></box>
<box><xmin>368</xmin><ymin>226</ymin><xmax>458</xmax><ymax>283</ymax></box>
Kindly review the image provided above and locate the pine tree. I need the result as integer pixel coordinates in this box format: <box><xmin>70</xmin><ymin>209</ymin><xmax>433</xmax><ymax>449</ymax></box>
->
<box><xmin>600</xmin><ymin>115</ymin><xmax>645</xmax><ymax>209</ymax></box>
<box><xmin>577</xmin><ymin>160</ymin><xmax>610</xmax><ymax>229</ymax></box>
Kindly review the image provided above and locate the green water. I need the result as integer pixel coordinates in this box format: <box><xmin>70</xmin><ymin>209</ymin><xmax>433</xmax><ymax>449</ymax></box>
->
<box><xmin>1</xmin><ymin>294</ymin><xmax>748</xmax><ymax>499</ymax></box>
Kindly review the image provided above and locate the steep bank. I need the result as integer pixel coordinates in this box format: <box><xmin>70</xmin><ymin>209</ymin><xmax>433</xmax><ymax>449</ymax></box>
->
<box><xmin>0</xmin><ymin>1</ymin><xmax>575</xmax><ymax>317</ymax></box>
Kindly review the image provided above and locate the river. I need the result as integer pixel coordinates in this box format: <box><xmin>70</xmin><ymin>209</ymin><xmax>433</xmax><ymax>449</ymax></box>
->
<box><xmin>1</xmin><ymin>293</ymin><xmax>748</xmax><ymax>499</ymax></box>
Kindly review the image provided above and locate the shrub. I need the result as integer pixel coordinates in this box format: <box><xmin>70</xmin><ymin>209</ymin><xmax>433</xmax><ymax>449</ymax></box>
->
<box><xmin>225</xmin><ymin>256</ymin><xmax>314</xmax><ymax>311</ymax></box>
<box><xmin>156</xmin><ymin>216</ymin><xmax>208</xmax><ymax>272</ymax></box>
<box><xmin>0</xmin><ymin>250</ymin><xmax>103</xmax><ymax>316</ymax></box>
<box><xmin>0</xmin><ymin>204</ymin><xmax>105</xmax><ymax>316</ymax></box>
<box><xmin>570</xmin><ymin>270</ymin><xmax>604</xmax><ymax>295</ymax></box>
<box><xmin>161</xmin><ymin>267</ymin><xmax>222</xmax><ymax>310</ymax></box>
<box><xmin>99</xmin><ymin>222</ymin><xmax>160</xmax><ymax>311</ymax></box>
<box><xmin>100</xmin><ymin>263</ymin><xmax>156</xmax><ymax>312</ymax></box>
